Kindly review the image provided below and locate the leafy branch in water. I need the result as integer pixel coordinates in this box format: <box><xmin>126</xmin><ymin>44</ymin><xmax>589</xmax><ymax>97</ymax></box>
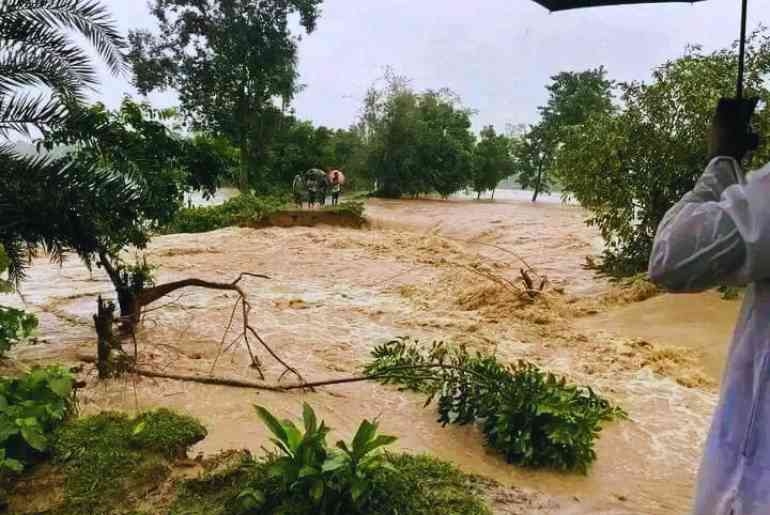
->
<box><xmin>364</xmin><ymin>338</ymin><xmax>626</xmax><ymax>473</ymax></box>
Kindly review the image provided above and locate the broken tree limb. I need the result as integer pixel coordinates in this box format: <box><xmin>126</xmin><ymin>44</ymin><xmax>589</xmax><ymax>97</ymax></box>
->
<box><xmin>132</xmin><ymin>368</ymin><xmax>287</xmax><ymax>392</ymax></box>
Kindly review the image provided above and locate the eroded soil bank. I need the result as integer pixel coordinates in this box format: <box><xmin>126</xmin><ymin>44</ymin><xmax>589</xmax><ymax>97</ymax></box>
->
<box><xmin>3</xmin><ymin>196</ymin><xmax>737</xmax><ymax>514</ymax></box>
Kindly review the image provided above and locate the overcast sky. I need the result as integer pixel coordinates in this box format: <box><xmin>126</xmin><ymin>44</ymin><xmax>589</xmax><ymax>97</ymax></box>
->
<box><xmin>96</xmin><ymin>0</ymin><xmax>769</xmax><ymax>132</ymax></box>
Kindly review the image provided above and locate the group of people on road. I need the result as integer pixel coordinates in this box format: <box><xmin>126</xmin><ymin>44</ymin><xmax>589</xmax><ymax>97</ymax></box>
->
<box><xmin>292</xmin><ymin>168</ymin><xmax>344</xmax><ymax>208</ymax></box>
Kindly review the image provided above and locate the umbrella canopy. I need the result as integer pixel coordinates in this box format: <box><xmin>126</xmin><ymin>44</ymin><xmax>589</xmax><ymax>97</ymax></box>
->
<box><xmin>532</xmin><ymin>0</ymin><xmax>704</xmax><ymax>9</ymax></box>
<box><xmin>530</xmin><ymin>0</ymin><xmax>750</xmax><ymax>99</ymax></box>
<box><xmin>328</xmin><ymin>169</ymin><xmax>346</xmax><ymax>185</ymax></box>
<box><xmin>306</xmin><ymin>168</ymin><xmax>327</xmax><ymax>180</ymax></box>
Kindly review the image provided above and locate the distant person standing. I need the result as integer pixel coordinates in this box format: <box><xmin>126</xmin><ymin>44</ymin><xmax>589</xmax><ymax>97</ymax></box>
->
<box><xmin>318</xmin><ymin>174</ymin><xmax>329</xmax><ymax>207</ymax></box>
<box><xmin>292</xmin><ymin>173</ymin><xmax>304</xmax><ymax>208</ymax></box>
<box><xmin>330</xmin><ymin>170</ymin><xmax>342</xmax><ymax>206</ymax></box>
<box><xmin>306</xmin><ymin>172</ymin><xmax>319</xmax><ymax>208</ymax></box>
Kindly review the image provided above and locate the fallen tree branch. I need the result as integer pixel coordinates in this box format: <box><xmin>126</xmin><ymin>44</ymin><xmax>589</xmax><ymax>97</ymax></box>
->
<box><xmin>132</xmin><ymin>368</ymin><xmax>287</xmax><ymax>392</ymax></box>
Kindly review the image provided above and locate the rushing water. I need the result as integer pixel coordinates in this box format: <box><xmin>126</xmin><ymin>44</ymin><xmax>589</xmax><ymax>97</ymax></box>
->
<box><xmin>5</xmin><ymin>194</ymin><xmax>728</xmax><ymax>514</ymax></box>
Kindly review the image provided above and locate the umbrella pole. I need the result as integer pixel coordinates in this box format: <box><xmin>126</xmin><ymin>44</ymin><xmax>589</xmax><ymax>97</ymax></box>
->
<box><xmin>736</xmin><ymin>0</ymin><xmax>748</xmax><ymax>99</ymax></box>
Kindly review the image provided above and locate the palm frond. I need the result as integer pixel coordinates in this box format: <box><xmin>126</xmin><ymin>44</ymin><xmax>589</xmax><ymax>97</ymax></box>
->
<box><xmin>0</xmin><ymin>21</ymin><xmax>98</xmax><ymax>95</ymax></box>
<box><xmin>0</xmin><ymin>93</ymin><xmax>67</xmax><ymax>137</ymax></box>
<box><xmin>0</xmin><ymin>0</ymin><xmax>127</xmax><ymax>76</ymax></box>
<box><xmin>0</xmin><ymin>144</ymin><xmax>142</xmax><ymax>285</ymax></box>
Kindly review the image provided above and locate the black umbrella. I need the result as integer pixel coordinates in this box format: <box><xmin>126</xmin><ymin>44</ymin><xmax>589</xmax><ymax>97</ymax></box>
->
<box><xmin>531</xmin><ymin>0</ymin><xmax>751</xmax><ymax>100</ymax></box>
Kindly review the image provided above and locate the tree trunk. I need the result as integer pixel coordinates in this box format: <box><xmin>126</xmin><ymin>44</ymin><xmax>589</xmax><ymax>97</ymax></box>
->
<box><xmin>94</xmin><ymin>296</ymin><xmax>118</xmax><ymax>379</ymax></box>
<box><xmin>491</xmin><ymin>188</ymin><xmax>496</xmax><ymax>201</ymax></box>
<box><xmin>477</xmin><ymin>190</ymin><xmax>481</xmax><ymax>200</ymax></box>
<box><xmin>532</xmin><ymin>160</ymin><xmax>544</xmax><ymax>203</ymax></box>
<box><xmin>239</xmin><ymin>139</ymin><xmax>250</xmax><ymax>192</ymax></box>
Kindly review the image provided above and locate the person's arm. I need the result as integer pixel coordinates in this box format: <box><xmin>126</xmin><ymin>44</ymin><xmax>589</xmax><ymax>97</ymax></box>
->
<box><xmin>648</xmin><ymin>159</ymin><xmax>770</xmax><ymax>292</ymax></box>
<box><xmin>648</xmin><ymin>97</ymin><xmax>766</xmax><ymax>292</ymax></box>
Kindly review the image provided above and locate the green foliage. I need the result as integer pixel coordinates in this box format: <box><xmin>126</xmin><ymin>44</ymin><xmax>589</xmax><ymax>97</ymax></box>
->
<box><xmin>0</xmin><ymin>367</ymin><xmax>74</xmax><ymax>474</ymax></box>
<box><xmin>172</xmin><ymin>451</ymin><xmax>490</xmax><ymax>515</ymax></box>
<box><xmin>322</xmin><ymin>200</ymin><xmax>366</xmax><ymax>220</ymax></box>
<box><xmin>0</xmin><ymin>244</ymin><xmax>38</xmax><ymax>357</ymax></box>
<box><xmin>515</xmin><ymin>68</ymin><xmax>614</xmax><ymax>202</ymax></box>
<box><xmin>366</xmin><ymin>454</ymin><xmax>492</xmax><ymax>515</ymax></box>
<box><xmin>718</xmin><ymin>285</ymin><xmax>743</xmax><ymax>300</ymax></box>
<box><xmin>557</xmin><ymin>34</ymin><xmax>770</xmax><ymax>276</ymax></box>
<box><xmin>0</xmin><ymin>0</ymin><xmax>126</xmax><ymax>283</ymax></box>
<box><xmin>364</xmin><ymin>73</ymin><xmax>475</xmax><ymax>198</ymax></box>
<box><xmin>244</xmin><ymin>403</ymin><xmax>398</xmax><ymax>514</ymax></box>
<box><xmin>472</xmin><ymin>125</ymin><xmax>514</xmax><ymax>198</ymax></box>
<box><xmin>365</xmin><ymin>338</ymin><xmax>626</xmax><ymax>473</ymax></box>
<box><xmin>0</xmin><ymin>307</ymin><xmax>38</xmax><ymax>357</ymax></box>
<box><xmin>128</xmin><ymin>0</ymin><xmax>324</xmax><ymax>191</ymax></box>
<box><xmin>53</xmin><ymin>409</ymin><xmax>207</xmax><ymax>514</ymax></box>
<box><xmin>164</xmin><ymin>194</ymin><xmax>289</xmax><ymax>234</ymax></box>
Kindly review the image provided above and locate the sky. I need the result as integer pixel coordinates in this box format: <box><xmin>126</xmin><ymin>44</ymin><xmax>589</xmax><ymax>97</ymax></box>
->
<box><xmin>96</xmin><ymin>0</ymin><xmax>770</xmax><ymax>133</ymax></box>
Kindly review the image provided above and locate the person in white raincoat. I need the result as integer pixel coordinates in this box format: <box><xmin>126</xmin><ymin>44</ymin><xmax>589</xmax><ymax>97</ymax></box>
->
<box><xmin>648</xmin><ymin>98</ymin><xmax>766</xmax><ymax>515</ymax></box>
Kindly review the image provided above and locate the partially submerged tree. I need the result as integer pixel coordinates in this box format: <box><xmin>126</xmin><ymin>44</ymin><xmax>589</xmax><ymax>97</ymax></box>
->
<box><xmin>472</xmin><ymin>126</ymin><xmax>513</xmax><ymax>199</ymax></box>
<box><xmin>557</xmin><ymin>34</ymin><xmax>770</xmax><ymax>276</ymax></box>
<box><xmin>365</xmin><ymin>73</ymin><xmax>475</xmax><ymax>198</ymax></box>
<box><xmin>128</xmin><ymin>0</ymin><xmax>324</xmax><ymax>191</ymax></box>
<box><xmin>516</xmin><ymin>68</ymin><xmax>614</xmax><ymax>202</ymax></box>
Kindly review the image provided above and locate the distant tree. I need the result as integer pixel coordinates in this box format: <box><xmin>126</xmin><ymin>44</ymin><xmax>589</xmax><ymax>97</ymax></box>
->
<box><xmin>556</xmin><ymin>35</ymin><xmax>770</xmax><ymax>276</ymax></box>
<box><xmin>517</xmin><ymin>68</ymin><xmax>614</xmax><ymax>202</ymax></box>
<box><xmin>472</xmin><ymin>126</ymin><xmax>514</xmax><ymax>200</ymax></box>
<box><xmin>365</xmin><ymin>74</ymin><xmax>475</xmax><ymax>198</ymax></box>
<box><xmin>415</xmin><ymin>90</ymin><xmax>475</xmax><ymax>199</ymax></box>
<box><xmin>128</xmin><ymin>0</ymin><xmax>324</xmax><ymax>191</ymax></box>
<box><xmin>512</xmin><ymin>124</ymin><xmax>554</xmax><ymax>202</ymax></box>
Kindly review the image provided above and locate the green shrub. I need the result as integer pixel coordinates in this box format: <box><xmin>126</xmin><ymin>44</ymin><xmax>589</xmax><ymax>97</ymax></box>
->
<box><xmin>365</xmin><ymin>338</ymin><xmax>626</xmax><ymax>473</ymax></box>
<box><xmin>0</xmin><ymin>366</ymin><xmax>74</xmax><ymax>473</ymax></box>
<box><xmin>172</xmin><ymin>451</ymin><xmax>491</xmax><ymax>515</ymax></box>
<box><xmin>237</xmin><ymin>403</ymin><xmax>397</xmax><ymax>514</ymax></box>
<box><xmin>163</xmin><ymin>194</ymin><xmax>289</xmax><ymax>234</ymax></box>
<box><xmin>0</xmin><ymin>307</ymin><xmax>37</xmax><ymax>356</ymax></box>
<box><xmin>0</xmin><ymin>245</ymin><xmax>38</xmax><ymax>357</ymax></box>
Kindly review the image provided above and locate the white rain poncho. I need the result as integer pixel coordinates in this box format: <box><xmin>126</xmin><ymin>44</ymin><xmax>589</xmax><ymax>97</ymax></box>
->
<box><xmin>649</xmin><ymin>156</ymin><xmax>770</xmax><ymax>515</ymax></box>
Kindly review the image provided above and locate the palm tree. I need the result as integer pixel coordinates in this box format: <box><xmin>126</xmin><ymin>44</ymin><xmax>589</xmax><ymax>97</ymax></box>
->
<box><xmin>0</xmin><ymin>0</ymin><xmax>127</xmax><ymax>282</ymax></box>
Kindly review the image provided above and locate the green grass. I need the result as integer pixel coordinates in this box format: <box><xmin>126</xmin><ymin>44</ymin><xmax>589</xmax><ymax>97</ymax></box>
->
<box><xmin>163</xmin><ymin>195</ymin><xmax>366</xmax><ymax>234</ymax></box>
<box><xmin>51</xmin><ymin>409</ymin><xmax>206</xmax><ymax>515</ymax></box>
<box><xmin>163</xmin><ymin>194</ymin><xmax>289</xmax><ymax>234</ymax></box>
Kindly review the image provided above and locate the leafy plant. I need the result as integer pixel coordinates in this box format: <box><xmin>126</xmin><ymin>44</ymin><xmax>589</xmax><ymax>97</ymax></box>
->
<box><xmin>0</xmin><ymin>366</ymin><xmax>75</xmax><ymax>473</ymax></box>
<box><xmin>0</xmin><ymin>307</ymin><xmax>38</xmax><ymax>357</ymax></box>
<box><xmin>242</xmin><ymin>403</ymin><xmax>398</xmax><ymax>514</ymax></box>
<box><xmin>0</xmin><ymin>245</ymin><xmax>38</xmax><ymax>356</ymax></box>
<box><xmin>365</xmin><ymin>338</ymin><xmax>626</xmax><ymax>473</ymax></box>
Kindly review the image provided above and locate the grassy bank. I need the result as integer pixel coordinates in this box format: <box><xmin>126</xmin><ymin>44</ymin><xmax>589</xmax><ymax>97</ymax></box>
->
<box><xmin>164</xmin><ymin>194</ymin><xmax>366</xmax><ymax>234</ymax></box>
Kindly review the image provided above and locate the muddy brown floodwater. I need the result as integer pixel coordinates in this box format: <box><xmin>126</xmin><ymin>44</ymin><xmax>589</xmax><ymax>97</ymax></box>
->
<box><xmin>2</xmin><ymin>196</ymin><xmax>738</xmax><ymax>514</ymax></box>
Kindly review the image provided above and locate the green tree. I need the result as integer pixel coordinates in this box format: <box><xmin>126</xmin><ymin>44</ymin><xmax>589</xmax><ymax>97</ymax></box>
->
<box><xmin>516</xmin><ymin>68</ymin><xmax>614</xmax><ymax>202</ymax></box>
<box><xmin>128</xmin><ymin>0</ymin><xmax>324</xmax><ymax>192</ymax></box>
<box><xmin>415</xmin><ymin>90</ymin><xmax>475</xmax><ymax>199</ymax></box>
<box><xmin>41</xmin><ymin>98</ymin><xmax>233</xmax><ymax>319</ymax></box>
<box><xmin>0</xmin><ymin>0</ymin><xmax>126</xmax><ymax>283</ymax></box>
<box><xmin>472</xmin><ymin>126</ymin><xmax>514</xmax><ymax>200</ymax></box>
<box><xmin>365</xmin><ymin>74</ymin><xmax>475</xmax><ymax>198</ymax></box>
<box><xmin>556</xmin><ymin>35</ymin><xmax>770</xmax><ymax>276</ymax></box>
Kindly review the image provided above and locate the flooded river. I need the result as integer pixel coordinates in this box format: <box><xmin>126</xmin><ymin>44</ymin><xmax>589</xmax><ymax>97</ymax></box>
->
<box><xmin>3</xmin><ymin>194</ymin><xmax>736</xmax><ymax>514</ymax></box>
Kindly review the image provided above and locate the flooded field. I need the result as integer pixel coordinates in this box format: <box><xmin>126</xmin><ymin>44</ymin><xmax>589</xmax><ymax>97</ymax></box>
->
<box><xmin>2</xmin><ymin>195</ymin><xmax>738</xmax><ymax>514</ymax></box>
